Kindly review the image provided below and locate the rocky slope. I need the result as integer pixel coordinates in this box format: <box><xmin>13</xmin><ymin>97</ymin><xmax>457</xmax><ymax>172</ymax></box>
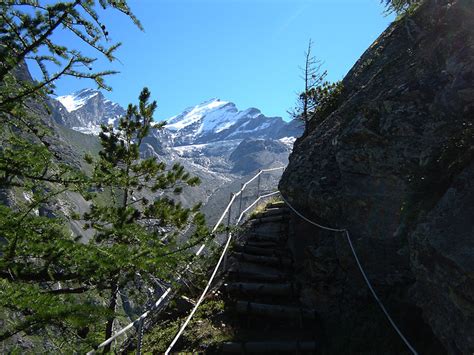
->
<box><xmin>0</xmin><ymin>70</ymin><xmax>101</xmax><ymax>243</ymax></box>
<box><xmin>56</xmin><ymin>89</ymin><xmax>126</xmax><ymax>134</ymax></box>
<box><xmin>279</xmin><ymin>0</ymin><xmax>473</xmax><ymax>353</ymax></box>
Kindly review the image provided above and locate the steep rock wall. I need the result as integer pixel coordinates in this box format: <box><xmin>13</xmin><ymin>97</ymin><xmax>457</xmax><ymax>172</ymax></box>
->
<box><xmin>280</xmin><ymin>0</ymin><xmax>473</xmax><ymax>353</ymax></box>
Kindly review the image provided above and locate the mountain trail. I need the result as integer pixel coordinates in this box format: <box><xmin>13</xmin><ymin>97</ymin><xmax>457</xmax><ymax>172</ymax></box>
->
<box><xmin>213</xmin><ymin>201</ymin><xmax>319</xmax><ymax>353</ymax></box>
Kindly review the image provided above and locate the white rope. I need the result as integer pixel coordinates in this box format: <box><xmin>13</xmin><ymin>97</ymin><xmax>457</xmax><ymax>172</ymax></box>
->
<box><xmin>343</xmin><ymin>230</ymin><xmax>417</xmax><ymax>355</ymax></box>
<box><xmin>237</xmin><ymin>191</ymin><xmax>280</xmax><ymax>223</ymax></box>
<box><xmin>279</xmin><ymin>195</ymin><xmax>345</xmax><ymax>233</ymax></box>
<box><xmin>86</xmin><ymin>287</ymin><xmax>172</xmax><ymax>354</ymax></box>
<box><xmin>241</xmin><ymin>167</ymin><xmax>284</xmax><ymax>192</ymax></box>
<box><xmin>211</xmin><ymin>192</ymin><xmax>239</xmax><ymax>233</ymax></box>
<box><xmin>260</xmin><ymin>166</ymin><xmax>285</xmax><ymax>173</ymax></box>
<box><xmin>88</xmin><ymin>168</ymin><xmax>285</xmax><ymax>353</ymax></box>
<box><xmin>165</xmin><ymin>231</ymin><xmax>234</xmax><ymax>354</ymax></box>
<box><xmin>280</xmin><ymin>194</ymin><xmax>418</xmax><ymax>355</ymax></box>
<box><xmin>165</xmin><ymin>190</ymin><xmax>280</xmax><ymax>354</ymax></box>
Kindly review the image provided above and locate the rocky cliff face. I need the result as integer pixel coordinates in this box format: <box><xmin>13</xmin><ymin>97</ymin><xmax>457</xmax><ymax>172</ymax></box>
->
<box><xmin>280</xmin><ymin>0</ymin><xmax>473</xmax><ymax>353</ymax></box>
<box><xmin>56</xmin><ymin>89</ymin><xmax>126</xmax><ymax>134</ymax></box>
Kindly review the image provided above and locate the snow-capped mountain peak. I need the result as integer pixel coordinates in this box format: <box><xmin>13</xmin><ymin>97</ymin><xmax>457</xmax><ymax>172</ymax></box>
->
<box><xmin>166</xmin><ymin>98</ymin><xmax>230</xmax><ymax>132</ymax></box>
<box><xmin>56</xmin><ymin>88</ymin><xmax>99</xmax><ymax>112</ymax></box>
<box><xmin>53</xmin><ymin>89</ymin><xmax>302</xmax><ymax>151</ymax></box>
<box><xmin>154</xmin><ymin>98</ymin><xmax>302</xmax><ymax>147</ymax></box>
<box><xmin>54</xmin><ymin>89</ymin><xmax>126</xmax><ymax>135</ymax></box>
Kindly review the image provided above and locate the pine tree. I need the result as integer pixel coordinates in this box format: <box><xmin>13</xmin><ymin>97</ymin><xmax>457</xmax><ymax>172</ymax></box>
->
<box><xmin>82</xmin><ymin>87</ymin><xmax>208</xmax><ymax>351</ymax></box>
<box><xmin>289</xmin><ymin>39</ymin><xmax>343</xmax><ymax>130</ymax></box>
<box><xmin>0</xmin><ymin>2</ymin><xmax>207</xmax><ymax>352</ymax></box>
<box><xmin>288</xmin><ymin>39</ymin><xmax>326</xmax><ymax>127</ymax></box>
<box><xmin>382</xmin><ymin>0</ymin><xmax>422</xmax><ymax>14</ymax></box>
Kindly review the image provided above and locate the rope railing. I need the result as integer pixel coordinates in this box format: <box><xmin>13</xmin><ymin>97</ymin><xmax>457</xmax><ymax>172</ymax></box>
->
<box><xmin>165</xmin><ymin>189</ymin><xmax>281</xmax><ymax>354</ymax></box>
<box><xmin>87</xmin><ymin>167</ymin><xmax>285</xmax><ymax>354</ymax></box>
<box><xmin>237</xmin><ymin>190</ymin><xmax>281</xmax><ymax>223</ymax></box>
<box><xmin>279</xmin><ymin>194</ymin><xmax>418</xmax><ymax>355</ymax></box>
<box><xmin>165</xmin><ymin>210</ymin><xmax>236</xmax><ymax>354</ymax></box>
<box><xmin>164</xmin><ymin>188</ymin><xmax>418</xmax><ymax>355</ymax></box>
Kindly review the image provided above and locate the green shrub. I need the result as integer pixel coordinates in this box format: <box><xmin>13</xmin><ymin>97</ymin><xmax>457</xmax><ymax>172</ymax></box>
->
<box><xmin>382</xmin><ymin>0</ymin><xmax>423</xmax><ymax>15</ymax></box>
<box><xmin>306</xmin><ymin>81</ymin><xmax>344</xmax><ymax>131</ymax></box>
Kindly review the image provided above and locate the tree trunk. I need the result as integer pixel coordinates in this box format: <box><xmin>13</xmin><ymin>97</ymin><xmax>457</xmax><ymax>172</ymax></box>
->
<box><xmin>103</xmin><ymin>281</ymin><xmax>119</xmax><ymax>353</ymax></box>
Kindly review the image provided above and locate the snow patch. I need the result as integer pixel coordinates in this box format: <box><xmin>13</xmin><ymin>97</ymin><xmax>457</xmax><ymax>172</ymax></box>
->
<box><xmin>227</xmin><ymin>120</ymin><xmax>271</xmax><ymax>138</ymax></box>
<box><xmin>56</xmin><ymin>89</ymin><xmax>98</xmax><ymax>112</ymax></box>
<box><xmin>72</xmin><ymin>124</ymin><xmax>102</xmax><ymax>135</ymax></box>
<box><xmin>108</xmin><ymin>115</ymin><xmax>121</xmax><ymax>126</ymax></box>
<box><xmin>279</xmin><ymin>136</ymin><xmax>296</xmax><ymax>147</ymax></box>
<box><xmin>172</xmin><ymin>139</ymin><xmax>242</xmax><ymax>156</ymax></box>
<box><xmin>23</xmin><ymin>191</ymin><xmax>33</xmax><ymax>203</ymax></box>
<box><xmin>215</xmin><ymin>121</ymin><xmax>235</xmax><ymax>133</ymax></box>
<box><xmin>166</xmin><ymin>98</ymin><xmax>230</xmax><ymax>131</ymax></box>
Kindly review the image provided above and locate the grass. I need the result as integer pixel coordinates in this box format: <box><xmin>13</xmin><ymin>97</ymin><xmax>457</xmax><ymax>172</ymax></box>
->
<box><xmin>248</xmin><ymin>196</ymin><xmax>283</xmax><ymax>219</ymax></box>
<box><xmin>55</xmin><ymin>125</ymin><xmax>101</xmax><ymax>174</ymax></box>
<box><xmin>142</xmin><ymin>298</ymin><xmax>233</xmax><ymax>353</ymax></box>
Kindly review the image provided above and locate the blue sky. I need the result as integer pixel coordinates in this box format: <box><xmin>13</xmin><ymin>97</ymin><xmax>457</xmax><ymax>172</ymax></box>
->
<box><xmin>36</xmin><ymin>0</ymin><xmax>394</xmax><ymax>121</ymax></box>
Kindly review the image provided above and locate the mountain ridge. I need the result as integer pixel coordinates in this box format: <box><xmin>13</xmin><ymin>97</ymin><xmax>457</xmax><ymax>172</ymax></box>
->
<box><xmin>53</xmin><ymin>89</ymin><xmax>300</xmax><ymax>146</ymax></box>
<box><xmin>50</xmin><ymin>87</ymin><xmax>302</xmax><ymax>224</ymax></box>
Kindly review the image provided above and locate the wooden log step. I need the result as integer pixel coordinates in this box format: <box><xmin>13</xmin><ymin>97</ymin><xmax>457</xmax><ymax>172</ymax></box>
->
<box><xmin>247</xmin><ymin>233</ymin><xmax>282</xmax><ymax>243</ymax></box>
<box><xmin>249</xmin><ymin>215</ymin><xmax>288</xmax><ymax>224</ymax></box>
<box><xmin>227</xmin><ymin>270</ymin><xmax>289</xmax><ymax>283</ymax></box>
<box><xmin>222</xmin><ymin>341</ymin><xmax>317</xmax><ymax>353</ymax></box>
<box><xmin>224</xmin><ymin>282</ymin><xmax>297</xmax><ymax>297</ymax></box>
<box><xmin>234</xmin><ymin>245</ymin><xmax>287</xmax><ymax>257</ymax></box>
<box><xmin>245</xmin><ymin>240</ymin><xmax>279</xmax><ymax>248</ymax></box>
<box><xmin>246</xmin><ymin>237</ymin><xmax>281</xmax><ymax>245</ymax></box>
<box><xmin>263</xmin><ymin>207</ymin><xmax>290</xmax><ymax>215</ymax></box>
<box><xmin>251</xmin><ymin>208</ymin><xmax>290</xmax><ymax>219</ymax></box>
<box><xmin>234</xmin><ymin>252</ymin><xmax>293</xmax><ymax>268</ymax></box>
<box><xmin>265</xmin><ymin>207</ymin><xmax>290</xmax><ymax>213</ymax></box>
<box><xmin>250</xmin><ymin>224</ymin><xmax>286</xmax><ymax>235</ymax></box>
<box><xmin>249</xmin><ymin>231</ymin><xmax>282</xmax><ymax>238</ymax></box>
<box><xmin>235</xmin><ymin>301</ymin><xmax>317</xmax><ymax>320</ymax></box>
<box><xmin>266</xmin><ymin>201</ymin><xmax>286</xmax><ymax>209</ymax></box>
<box><xmin>229</xmin><ymin>262</ymin><xmax>289</xmax><ymax>278</ymax></box>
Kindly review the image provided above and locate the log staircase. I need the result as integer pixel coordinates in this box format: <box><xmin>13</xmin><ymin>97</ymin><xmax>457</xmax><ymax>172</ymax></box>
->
<box><xmin>218</xmin><ymin>201</ymin><xmax>319</xmax><ymax>353</ymax></box>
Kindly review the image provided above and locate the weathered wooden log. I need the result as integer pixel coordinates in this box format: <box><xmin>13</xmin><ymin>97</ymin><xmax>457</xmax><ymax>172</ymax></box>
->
<box><xmin>263</xmin><ymin>207</ymin><xmax>290</xmax><ymax>214</ymax></box>
<box><xmin>247</xmin><ymin>233</ymin><xmax>282</xmax><ymax>243</ymax></box>
<box><xmin>234</xmin><ymin>245</ymin><xmax>287</xmax><ymax>257</ymax></box>
<box><xmin>229</xmin><ymin>262</ymin><xmax>289</xmax><ymax>279</ymax></box>
<box><xmin>249</xmin><ymin>231</ymin><xmax>281</xmax><ymax>238</ymax></box>
<box><xmin>235</xmin><ymin>301</ymin><xmax>317</xmax><ymax>320</ymax></box>
<box><xmin>246</xmin><ymin>238</ymin><xmax>281</xmax><ymax>245</ymax></box>
<box><xmin>224</xmin><ymin>282</ymin><xmax>296</xmax><ymax>296</ymax></box>
<box><xmin>266</xmin><ymin>201</ymin><xmax>286</xmax><ymax>209</ymax></box>
<box><xmin>228</xmin><ymin>270</ymin><xmax>289</xmax><ymax>283</ymax></box>
<box><xmin>251</xmin><ymin>224</ymin><xmax>286</xmax><ymax>235</ymax></box>
<box><xmin>222</xmin><ymin>341</ymin><xmax>317</xmax><ymax>353</ymax></box>
<box><xmin>249</xmin><ymin>215</ymin><xmax>288</xmax><ymax>224</ymax></box>
<box><xmin>234</xmin><ymin>252</ymin><xmax>293</xmax><ymax>268</ymax></box>
<box><xmin>251</xmin><ymin>208</ymin><xmax>290</xmax><ymax>219</ymax></box>
<box><xmin>245</xmin><ymin>240</ymin><xmax>279</xmax><ymax>248</ymax></box>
